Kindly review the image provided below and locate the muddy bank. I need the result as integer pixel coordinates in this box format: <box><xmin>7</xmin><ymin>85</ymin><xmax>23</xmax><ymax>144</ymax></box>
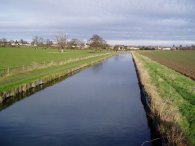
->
<box><xmin>0</xmin><ymin>55</ymin><xmax>112</xmax><ymax>106</ymax></box>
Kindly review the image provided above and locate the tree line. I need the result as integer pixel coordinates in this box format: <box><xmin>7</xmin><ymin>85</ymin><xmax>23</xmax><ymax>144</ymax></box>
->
<box><xmin>0</xmin><ymin>34</ymin><xmax>110</xmax><ymax>51</ymax></box>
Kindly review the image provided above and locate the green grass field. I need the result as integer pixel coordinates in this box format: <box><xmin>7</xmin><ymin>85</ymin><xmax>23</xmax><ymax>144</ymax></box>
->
<box><xmin>0</xmin><ymin>47</ymin><xmax>109</xmax><ymax>77</ymax></box>
<box><xmin>139</xmin><ymin>50</ymin><xmax>195</xmax><ymax>80</ymax></box>
<box><xmin>133</xmin><ymin>52</ymin><xmax>195</xmax><ymax>145</ymax></box>
<box><xmin>0</xmin><ymin>47</ymin><xmax>104</xmax><ymax>69</ymax></box>
<box><xmin>0</xmin><ymin>47</ymin><xmax>113</xmax><ymax>100</ymax></box>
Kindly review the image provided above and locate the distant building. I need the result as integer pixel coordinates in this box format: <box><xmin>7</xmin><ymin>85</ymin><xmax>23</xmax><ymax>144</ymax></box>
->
<box><xmin>171</xmin><ymin>46</ymin><xmax>177</xmax><ymax>50</ymax></box>
<box><xmin>84</xmin><ymin>44</ymin><xmax>89</xmax><ymax>49</ymax></box>
<box><xmin>162</xmin><ymin>47</ymin><xmax>171</xmax><ymax>50</ymax></box>
<box><xmin>129</xmin><ymin>47</ymin><xmax>140</xmax><ymax>50</ymax></box>
<box><xmin>113</xmin><ymin>45</ymin><xmax>125</xmax><ymax>51</ymax></box>
<box><xmin>155</xmin><ymin>46</ymin><xmax>162</xmax><ymax>50</ymax></box>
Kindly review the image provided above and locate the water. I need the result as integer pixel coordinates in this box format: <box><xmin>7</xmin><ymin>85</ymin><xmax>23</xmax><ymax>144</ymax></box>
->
<box><xmin>0</xmin><ymin>54</ymin><xmax>151</xmax><ymax>146</ymax></box>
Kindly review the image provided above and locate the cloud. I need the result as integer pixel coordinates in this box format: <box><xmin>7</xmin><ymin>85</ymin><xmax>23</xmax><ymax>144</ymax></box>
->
<box><xmin>0</xmin><ymin>0</ymin><xmax>195</xmax><ymax>45</ymax></box>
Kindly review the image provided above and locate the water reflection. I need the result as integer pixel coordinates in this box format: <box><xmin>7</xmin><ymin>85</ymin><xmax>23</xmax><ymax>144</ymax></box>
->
<box><xmin>0</xmin><ymin>70</ymin><xmax>82</xmax><ymax>111</ymax></box>
<box><xmin>92</xmin><ymin>62</ymin><xmax>104</xmax><ymax>73</ymax></box>
<box><xmin>0</xmin><ymin>54</ymin><xmax>151</xmax><ymax>146</ymax></box>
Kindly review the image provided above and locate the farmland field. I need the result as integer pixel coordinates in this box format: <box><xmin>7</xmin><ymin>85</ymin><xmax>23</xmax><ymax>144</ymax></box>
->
<box><xmin>0</xmin><ymin>47</ymin><xmax>104</xmax><ymax>69</ymax></box>
<box><xmin>139</xmin><ymin>50</ymin><xmax>195</xmax><ymax>80</ymax></box>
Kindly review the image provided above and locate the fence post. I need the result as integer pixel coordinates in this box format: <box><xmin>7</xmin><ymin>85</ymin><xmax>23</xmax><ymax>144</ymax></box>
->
<box><xmin>7</xmin><ymin>67</ymin><xmax>9</xmax><ymax>75</ymax></box>
<box><xmin>23</xmin><ymin>65</ymin><xmax>25</xmax><ymax>72</ymax></box>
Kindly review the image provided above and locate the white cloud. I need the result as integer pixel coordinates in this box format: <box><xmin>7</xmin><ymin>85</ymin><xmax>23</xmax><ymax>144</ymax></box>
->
<box><xmin>0</xmin><ymin>0</ymin><xmax>195</xmax><ymax>45</ymax></box>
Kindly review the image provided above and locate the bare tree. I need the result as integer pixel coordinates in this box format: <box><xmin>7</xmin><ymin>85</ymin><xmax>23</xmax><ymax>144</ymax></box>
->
<box><xmin>80</xmin><ymin>41</ymin><xmax>85</xmax><ymax>49</ymax></box>
<box><xmin>0</xmin><ymin>38</ymin><xmax>7</xmax><ymax>47</ymax></box>
<box><xmin>38</xmin><ymin>37</ymin><xmax>44</xmax><ymax>47</ymax></box>
<box><xmin>45</xmin><ymin>39</ymin><xmax>53</xmax><ymax>48</ymax></box>
<box><xmin>19</xmin><ymin>39</ymin><xmax>27</xmax><ymax>45</ymax></box>
<box><xmin>113</xmin><ymin>45</ymin><xmax>119</xmax><ymax>52</ymax></box>
<box><xmin>56</xmin><ymin>33</ymin><xmax>67</xmax><ymax>52</ymax></box>
<box><xmin>67</xmin><ymin>39</ymin><xmax>85</xmax><ymax>49</ymax></box>
<box><xmin>15</xmin><ymin>40</ymin><xmax>19</xmax><ymax>46</ymax></box>
<box><xmin>31</xmin><ymin>36</ymin><xmax>39</xmax><ymax>46</ymax></box>
<box><xmin>87</xmin><ymin>34</ymin><xmax>107</xmax><ymax>51</ymax></box>
<box><xmin>31</xmin><ymin>36</ymin><xmax>44</xmax><ymax>47</ymax></box>
<box><xmin>9</xmin><ymin>40</ymin><xmax>15</xmax><ymax>47</ymax></box>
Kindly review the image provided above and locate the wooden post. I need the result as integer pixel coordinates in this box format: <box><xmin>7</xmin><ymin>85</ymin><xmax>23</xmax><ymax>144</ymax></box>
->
<box><xmin>23</xmin><ymin>65</ymin><xmax>25</xmax><ymax>72</ymax></box>
<box><xmin>7</xmin><ymin>67</ymin><xmax>9</xmax><ymax>75</ymax></box>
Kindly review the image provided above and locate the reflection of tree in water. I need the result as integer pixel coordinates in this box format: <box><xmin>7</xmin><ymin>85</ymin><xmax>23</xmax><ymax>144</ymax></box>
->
<box><xmin>92</xmin><ymin>62</ymin><xmax>103</xmax><ymax>73</ymax></box>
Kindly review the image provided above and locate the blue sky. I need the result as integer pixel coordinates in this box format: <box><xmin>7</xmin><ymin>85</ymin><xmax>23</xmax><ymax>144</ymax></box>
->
<box><xmin>0</xmin><ymin>0</ymin><xmax>195</xmax><ymax>45</ymax></box>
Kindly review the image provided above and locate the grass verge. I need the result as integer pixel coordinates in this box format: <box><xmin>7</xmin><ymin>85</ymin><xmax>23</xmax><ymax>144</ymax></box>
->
<box><xmin>132</xmin><ymin>52</ymin><xmax>195</xmax><ymax>146</ymax></box>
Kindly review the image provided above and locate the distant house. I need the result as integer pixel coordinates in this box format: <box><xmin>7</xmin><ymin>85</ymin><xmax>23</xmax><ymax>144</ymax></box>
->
<box><xmin>129</xmin><ymin>47</ymin><xmax>140</xmax><ymax>50</ymax></box>
<box><xmin>118</xmin><ymin>45</ymin><xmax>126</xmax><ymax>50</ymax></box>
<box><xmin>84</xmin><ymin>44</ymin><xmax>89</xmax><ymax>49</ymax></box>
<box><xmin>112</xmin><ymin>45</ymin><xmax>125</xmax><ymax>51</ymax></box>
<box><xmin>11</xmin><ymin>41</ymin><xmax>19</xmax><ymax>46</ymax></box>
<box><xmin>11</xmin><ymin>42</ymin><xmax>17</xmax><ymax>46</ymax></box>
<box><xmin>155</xmin><ymin>46</ymin><xmax>162</xmax><ymax>50</ymax></box>
<box><xmin>162</xmin><ymin>47</ymin><xmax>171</xmax><ymax>50</ymax></box>
<box><xmin>118</xmin><ymin>45</ymin><xmax>125</xmax><ymax>50</ymax></box>
<box><xmin>171</xmin><ymin>47</ymin><xmax>177</xmax><ymax>50</ymax></box>
<box><xmin>51</xmin><ymin>41</ymin><xmax>58</xmax><ymax>47</ymax></box>
<box><xmin>22</xmin><ymin>43</ymin><xmax>31</xmax><ymax>47</ymax></box>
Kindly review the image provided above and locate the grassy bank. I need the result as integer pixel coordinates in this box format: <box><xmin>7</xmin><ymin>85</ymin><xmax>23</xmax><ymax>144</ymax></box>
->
<box><xmin>132</xmin><ymin>52</ymin><xmax>195</xmax><ymax>146</ymax></box>
<box><xmin>0</xmin><ymin>47</ymin><xmax>108</xmax><ymax>77</ymax></box>
<box><xmin>0</xmin><ymin>47</ymin><xmax>113</xmax><ymax>103</ymax></box>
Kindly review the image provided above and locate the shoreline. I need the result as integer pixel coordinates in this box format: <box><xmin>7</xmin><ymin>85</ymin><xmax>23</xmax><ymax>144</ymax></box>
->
<box><xmin>131</xmin><ymin>52</ymin><xmax>165</xmax><ymax>146</ymax></box>
<box><xmin>131</xmin><ymin>52</ymin><xmax>190</xmax><ymax>146</ymax></box>
<box><xmin>0</xmin><ymin>54</ymin><xmax>113</xmax><ymax>105</ymax></box>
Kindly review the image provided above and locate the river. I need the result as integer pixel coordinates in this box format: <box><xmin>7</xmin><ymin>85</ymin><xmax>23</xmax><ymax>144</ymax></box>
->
<box><xmin>0</xmin><ymin>54</ymin><xmax>151</xmax><ymax>146</ymax></box>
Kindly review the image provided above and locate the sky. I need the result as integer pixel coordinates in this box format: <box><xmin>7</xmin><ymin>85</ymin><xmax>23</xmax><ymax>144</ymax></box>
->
<box><xmin>0</xmin><ymin>0</ymin><xmax>195</xmax><ymax>46</ymax></box>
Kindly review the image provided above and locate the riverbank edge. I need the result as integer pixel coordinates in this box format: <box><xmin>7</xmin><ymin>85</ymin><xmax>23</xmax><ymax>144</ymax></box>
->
<box><xmin>131</xmin><ymin>52</ymin><xmax>188</xmax><ymax>146</ymax></box>
<box><xmin>131</xmin><ymin>52</ymin><xmax>164</xmax><ymax>146</ymax></box>
<box><xmin>0</xmin><ymin>54</ymin><xmax>114</xmax><ymax>104</ymax></box>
